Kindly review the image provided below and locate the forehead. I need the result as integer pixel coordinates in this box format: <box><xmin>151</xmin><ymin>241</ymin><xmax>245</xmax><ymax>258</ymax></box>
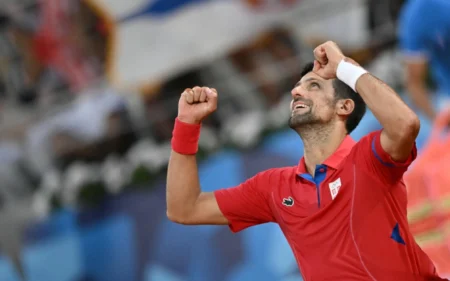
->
<box><xmin>299</xmin><ymin>72</ymin><xmax>332</xmax><ymax>85</ymax></box>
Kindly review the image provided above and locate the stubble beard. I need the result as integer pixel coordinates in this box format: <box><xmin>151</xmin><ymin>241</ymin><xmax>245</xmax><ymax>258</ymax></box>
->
<box><xmin>288</xmin><ymin>109</ymin><xmax>320</xmax><ymax>129</ymax></box>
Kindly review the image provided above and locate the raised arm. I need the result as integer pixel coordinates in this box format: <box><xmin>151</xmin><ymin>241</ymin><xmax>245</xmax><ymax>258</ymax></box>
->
<box><xmin>312</xmin><ymin>41</ymin><xmax>420</xmax><ymax>162</ymax></box>
<box><xmin>167</xmin><ymin>152</ymin><xmax>228</xmax><ymax>225</ymax></box>
<box><xmin>166</xmin><ymin>87</ymin><xmax>228</xmax><ymax>225</ymax></box>
<box><xmin>354</xmin><ymin>65</ymin><xmax>420</xmax><ymax>162</ymax></box>
<box><xmin>166</xmin><ymin>87</ymin><xmax>275</xmax><ymax>231</ymax></box>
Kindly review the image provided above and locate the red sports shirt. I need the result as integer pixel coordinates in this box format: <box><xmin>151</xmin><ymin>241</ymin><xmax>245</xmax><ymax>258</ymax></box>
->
<box><xmin>215</xmin><ymin>130</ymin><xmax>446</xmax><ymax>281</ymax></box>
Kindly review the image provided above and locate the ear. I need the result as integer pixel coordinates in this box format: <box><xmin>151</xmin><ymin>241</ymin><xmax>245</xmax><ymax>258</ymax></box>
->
<box><xmin>336</xmin><ymin>99</ymin><xmax>355</xmax><ymax>117</ymax></box>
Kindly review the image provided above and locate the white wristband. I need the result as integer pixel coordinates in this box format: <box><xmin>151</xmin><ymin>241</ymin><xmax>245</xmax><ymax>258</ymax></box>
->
<box><xmin>336</xmin><ymin>60</ymin><xmax>368</xmax><ymax>92</ymax></box>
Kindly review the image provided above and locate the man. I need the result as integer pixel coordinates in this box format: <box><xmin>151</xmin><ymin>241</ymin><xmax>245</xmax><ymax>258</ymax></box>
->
<box><xmin>399</xmin><ymin>0</ymin><xmax>450</xmax><ymax>120</ymax></box>
<box><xmin>166</xmin><ymin>41</ymin><xmax>446</xmax><ymax>280</ymax></box>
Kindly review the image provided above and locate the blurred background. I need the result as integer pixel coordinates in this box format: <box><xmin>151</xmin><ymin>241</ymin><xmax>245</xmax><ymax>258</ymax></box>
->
<box><xmin>0</xmin><ymin>0</ymin><xmax>449</xmax><ymax>280</ymax></box>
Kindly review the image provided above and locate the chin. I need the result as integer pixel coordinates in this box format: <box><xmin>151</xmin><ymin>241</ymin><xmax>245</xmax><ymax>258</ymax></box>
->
<box><xmin>288</xmin><ymin>114</ymin><xmax>318</xmax><ymax>129</ymax></box>
<box><xmin>289</xmin><ymin>116</ymin><xmax>307</xmax><ymax>129</ymax></box>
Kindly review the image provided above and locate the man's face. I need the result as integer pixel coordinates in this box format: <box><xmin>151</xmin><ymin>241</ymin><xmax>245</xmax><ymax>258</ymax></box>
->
<box><xmin>289</xmin><ymin>71</ymin><xmax>337</xmax><ymax>129</ymax></box>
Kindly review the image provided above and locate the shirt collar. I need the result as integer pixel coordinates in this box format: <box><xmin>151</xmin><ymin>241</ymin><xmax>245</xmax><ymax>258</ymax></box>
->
<box><xmin>296</xmin><ymin>135</ymin><xmax>356</xmax><ymax>175</ymax></box>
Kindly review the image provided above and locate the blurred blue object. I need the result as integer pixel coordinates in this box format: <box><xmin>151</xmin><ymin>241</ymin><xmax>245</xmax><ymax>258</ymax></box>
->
<box><xmin>225</xmin><ymin>261</ymin><xmax>277</xmax><ymax>281</ymax></box>
<box><xmin>399</xmin><ymin>0</ymin><xmax>450</xmax><ymax>94</ymax></box>
<box><xmin>399</xmin><ymin>90</ymin><xmax>448</xmax><ymax>151</ymax></box>
<box><xmin>415</xmin><ymin>118</ymin><xmax>433</xmax><ymax>150</ymax></box>
<box><xmin>23</xmin><ymin>233</ymin><xmax>84</xmax><ymax>281</ymax></box>
<box><xmin>144</xmin><ymin>264</ymin><xmax>186</xmax><ymax>281</ymax></box>
<box><xmin>151</xmin><ymin>219</ymin><xmax>209</xmax><ymax>276</ymax></box>
<box><xmin>121</xmin><ymin>0</ymin><xmax>209</xmax><ymax>21</ymax></box>
<box><xmin>150</xmin><ymin>218</ymin><xmax>242</xmax><ymax>281</ymax></box>
<box><xmin>198</xmin><ymin>150</ymin><xmax>244</xmax><ymax>191</ymax></box>
<box><xmin>24</xmin><ymin>209</ymin><xmax>77</xmax><ymax>244</ymax></box>
<box><xmin>0</xmin><ymin>255</ymin><xmax>21</xmax><ymax>281</ymax></box>
<box><xmin>261</xmin><ymin>130</ymin><xmax>303</xmax><ymax>162</ymax></box>
<box><xmin>350</xmin><ymin>110</ymin><xmax>381</xmax><ymax>141</ymax></box>
<box><xmin>266</xmin><ymin>226</ymin><xmax>299</xmax><ymax>278</ymax></box>
<box><xmin>240</xmin><ymin>223</ymin><xmax>277</xmax><ymax>266</ymax></box>
<box><xmin>79</xmin><ymin>215</ymin><xmax>137</xmax><ymax>281</ymax></box>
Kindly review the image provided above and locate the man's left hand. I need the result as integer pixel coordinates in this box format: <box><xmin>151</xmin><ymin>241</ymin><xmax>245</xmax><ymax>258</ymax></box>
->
<box><xmin>312</xmin><ymin>41</ymin><xmax>346</xmax><ymax>79</ymax></box>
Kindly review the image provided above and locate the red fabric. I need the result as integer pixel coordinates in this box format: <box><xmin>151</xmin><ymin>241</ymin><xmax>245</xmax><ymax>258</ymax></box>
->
<box><xmin>369</xmin><ymin>129</ymin><xmax>417</xmax><ymax>184</ymax></box>
<box><xmin>215</xmin><ymin>130</ymin><xmax>444</xmax><ymax>280</ymax></box>
<box><xmin>33</xmin><ymin>33</ymin><xmax>57</xmax><ymax>63</ymax></box>
<box><xmin>244</xmin><ymin>0</ymin><xmax>299</xmax><ymax>8</ymax></box>
<box><xmin>214</xmin><ymin>170</ymin><xmax>276</xmax><ymax>233</ymax></box>
<box><xmin>32</xmin><ymin>0</ymin><xmax>97</xmax><ymax>91</ymax></box>
<box><xmin>171</xmin><ymin>118</ymin><xmax>201</xmax><ymax>155</ymax></box>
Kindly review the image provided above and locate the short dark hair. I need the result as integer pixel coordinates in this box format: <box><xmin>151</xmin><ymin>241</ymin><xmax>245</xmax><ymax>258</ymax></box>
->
<box><xmin>300</xmin><ymin>62</ymin><xmax>366</xmax><ymax>134</ymax></box>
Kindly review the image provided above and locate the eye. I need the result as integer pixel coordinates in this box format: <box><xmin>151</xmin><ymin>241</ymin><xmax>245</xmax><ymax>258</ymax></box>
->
<box><xmin>309</xmin><ymin>82</ymin><xmax>320</xmax><ymax>89</ymax></box>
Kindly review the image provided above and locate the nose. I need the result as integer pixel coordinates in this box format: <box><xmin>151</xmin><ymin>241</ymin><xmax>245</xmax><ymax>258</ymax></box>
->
<box><xmin>291</xmin><ymin>85</ymin><xmax>305</xmax><ymax>99</ymax></box>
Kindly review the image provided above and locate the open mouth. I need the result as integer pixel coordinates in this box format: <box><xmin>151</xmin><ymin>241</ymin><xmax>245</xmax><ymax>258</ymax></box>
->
<box><xmin>291</xmin><ymin>101</ymin><xmax>310</xmax><ymax>112</ymax></box>
<box><xmin>294</xmin><ymin>104</ymin><xmax>308</xmax><ymax>110</ymax></box>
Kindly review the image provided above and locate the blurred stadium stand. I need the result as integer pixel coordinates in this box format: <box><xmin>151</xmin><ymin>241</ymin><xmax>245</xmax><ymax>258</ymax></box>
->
<box><xmin>0</xmin><ymin>0</ymin><xmax>448</xmax><ymax>280</ymax></box>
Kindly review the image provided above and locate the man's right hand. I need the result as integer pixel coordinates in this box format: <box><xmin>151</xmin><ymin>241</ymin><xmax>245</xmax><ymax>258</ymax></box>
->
<box><xmin>177</xmin><ymin>86</ymin><xmax>218</xmax><ymax>124</ymax></box>
<box><xmin>168</xmin><ymin>86</ymin><xmax>228</xmax><ymax>226</ymax></box>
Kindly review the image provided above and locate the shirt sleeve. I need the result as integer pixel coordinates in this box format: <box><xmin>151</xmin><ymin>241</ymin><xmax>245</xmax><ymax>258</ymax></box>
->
<box><xmin>354</xmin><ymin>130</ymin><xmax>417</xmax><ymax>184</ymax></box>
<box><xmin>214</xmin><ymin>170</ymin><xmax>275</xmax><ymax>233</ymax></box>
<box><xmin>398</xmin><ymin>2</ymin><xmax>429</xmax><ymax>59</ymax></box>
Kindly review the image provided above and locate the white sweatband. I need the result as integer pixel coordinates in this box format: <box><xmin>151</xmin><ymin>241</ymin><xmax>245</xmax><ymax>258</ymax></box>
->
<box><xmin>336</xmin><ymin>60</ymin><xmax>368</xmax><ymax>92</ymax></box>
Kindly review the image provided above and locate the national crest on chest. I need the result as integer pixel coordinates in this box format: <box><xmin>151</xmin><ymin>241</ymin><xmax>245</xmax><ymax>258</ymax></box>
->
<box><xmin>271</xmin><ymin>167</ymin><xmax>352</xmax><ymax>224</ymax></box>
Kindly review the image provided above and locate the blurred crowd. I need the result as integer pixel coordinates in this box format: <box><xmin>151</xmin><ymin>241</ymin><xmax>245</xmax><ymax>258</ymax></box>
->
<box><xmin>0</xmin><ymin>0</ymin><xmax>310</xmax><ymax>215</ymax></box>
<box><xmin>0</xmin><ymin>0</ymin><xmax>449</xmax><ymax>278</ymax></box>
<box><xmin>0</xmin><ymin>0</ymin><xmax>412</xmax><ymax>214</ymax></box>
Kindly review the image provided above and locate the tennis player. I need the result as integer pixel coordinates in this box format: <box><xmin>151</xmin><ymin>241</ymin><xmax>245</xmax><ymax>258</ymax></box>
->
<box><xmin>166</xmin><ymin>41</ymin><xmax>448</xmax><ymax>281</ymax></box>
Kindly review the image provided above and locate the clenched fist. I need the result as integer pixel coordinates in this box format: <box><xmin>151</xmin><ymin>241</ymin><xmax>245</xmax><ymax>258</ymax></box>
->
<box><xmin>312</xmin><ymin>41</ymin><xmax>348</xmax><ymax>79</ymax></box>
<box><xmin>177</xmin><ymin>86</ymin><xmax>218</xmax><ymax>124</ymax></box>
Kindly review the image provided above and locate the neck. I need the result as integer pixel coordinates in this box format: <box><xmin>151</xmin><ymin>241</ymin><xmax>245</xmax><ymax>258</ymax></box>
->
<box><xmin>297</xmin><ymin>124</ymin><xmax>347</xmax><ymax>176</ymax></box>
